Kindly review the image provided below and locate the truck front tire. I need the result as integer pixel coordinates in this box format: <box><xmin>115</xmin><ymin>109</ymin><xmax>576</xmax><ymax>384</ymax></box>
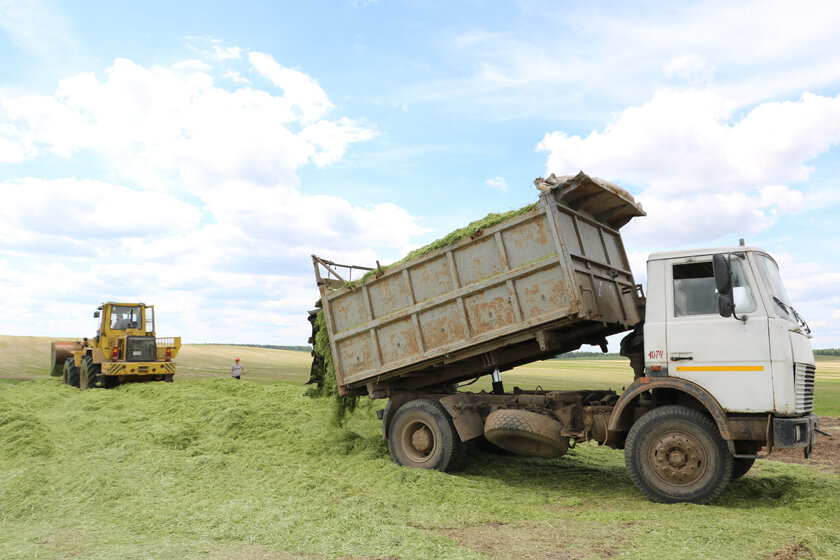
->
<box><xmin>625</xmin><ymin>405</ymin><xmax>732</xmax><ymax>504</ymax></box>
<box><xmin>731</xmin><ymin>457</ymin><xmax>755</xmax><ymax>479</ymax></box>
<box><xmin>388</xmin><ymin>399</ymin><xmax>463</xmax><ymax>472</ymax></box>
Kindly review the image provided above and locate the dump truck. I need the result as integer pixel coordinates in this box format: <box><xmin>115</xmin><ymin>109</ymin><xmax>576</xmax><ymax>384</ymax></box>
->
<box><xmin>50</xmin><ymin>302</ymin><xmax>181</xmax><ymax>389</ymax></box>
<box><xmin>311</xmin><ymin>171</ymin><xmax>821</xmax><ymax>504</ymax></box>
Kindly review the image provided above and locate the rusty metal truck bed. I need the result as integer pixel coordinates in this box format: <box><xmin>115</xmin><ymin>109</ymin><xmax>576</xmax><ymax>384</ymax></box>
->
<box><xmin>313</xmin><ymin>172</ymin><xmax>645</xmax><ymax>397</ymax></box>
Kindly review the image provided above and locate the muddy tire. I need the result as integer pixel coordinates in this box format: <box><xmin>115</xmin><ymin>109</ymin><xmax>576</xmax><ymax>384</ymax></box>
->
<box><xmin>731</xmin><ymin>457</ymin><xmax>755</xmax><ymax>480</ymax></box>
<box><xmin>64</xmin><ymin>357</ymin><xmax>80</xmax><ymax>388</ymax></box>
<box><xmin>80</xmin><ymin>355</ymin><xmax>100</xmax><ymax>390</ymax></box>
<box><xmin>101</xmin><ymin>375</ymin><xmax>119</xmax><ymax>389</ymax></box>
<box><xmin>163</xmin><ymin>374</ymin><xmax>174</xmax><ymax>383</ymax></box>
<box><xmin>484</xmin><ymin>409</ymin><xmax>569</xmax><ymax>458</ymax></box>
<box><xmin>388</xmin><ymin>399</ymin><xmax>462</xmax><ymax>472</ymax></box>
<box><xmin>449</xmin><ymin>438</ymin><xmax>475</xmax><ymax>471</ymax></box>
<box><xmin>625</xmin><ymin>405</ymin><xmax>732</xmax><ymax>504</ymax></box>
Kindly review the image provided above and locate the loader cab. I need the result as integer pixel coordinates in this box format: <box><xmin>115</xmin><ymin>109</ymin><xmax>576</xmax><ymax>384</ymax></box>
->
<box><xmin>96</xmin><ymin>302</ymin><xmax>156</xmax><ymax>337</ymax></box>
<box><xmin>644</xmin><ymin>246</ymin><xmax>814</xmax><ymax>416</ymax></box>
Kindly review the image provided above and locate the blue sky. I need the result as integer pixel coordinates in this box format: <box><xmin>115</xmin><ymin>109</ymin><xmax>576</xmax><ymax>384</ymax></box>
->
<box><xmin>1</xmin><ymin>0</ymin><xmax>839</xmax><ymax>348</ymax></box>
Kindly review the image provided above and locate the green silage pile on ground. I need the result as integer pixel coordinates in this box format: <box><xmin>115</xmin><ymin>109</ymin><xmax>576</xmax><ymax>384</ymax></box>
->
<box><xmin>2</xmin><ymin>377</ymin><xmax>840</xmax><ymax>559</ymax></box>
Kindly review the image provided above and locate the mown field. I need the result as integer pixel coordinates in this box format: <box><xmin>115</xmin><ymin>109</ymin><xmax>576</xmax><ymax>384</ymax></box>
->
<box><xmin>1</xmin><ymin>336</ymin><xmax>839</xmax><ymax>559</ymax></box>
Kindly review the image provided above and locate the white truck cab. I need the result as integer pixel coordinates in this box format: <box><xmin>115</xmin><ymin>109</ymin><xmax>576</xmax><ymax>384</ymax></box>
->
<box><xmin>644</xmin><ymin>245</ymin><xmax>817</xmax><ymax>447</ymax></box>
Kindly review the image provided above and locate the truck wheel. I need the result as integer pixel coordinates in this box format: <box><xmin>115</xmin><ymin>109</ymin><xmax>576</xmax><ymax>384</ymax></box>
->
<box><xmin>731</xmin><ymin>457</ymin><xmax>755</xmax><ymax>479</ymax></box>
<box><xmin>80</xmin><ymin>355</ymin><xmax>100</xmax><ymax>390</ymax></box>
<box><xmin>64</xmin><ymin>357</ymin><xmax>80</xmax><ymax>388</ymax></box>
<box><xmin>449</xmin><ymin>438</ymin><xmax>475</xmax><ymax>471</ymax></box>
<box><xmin>484</xmin><ymin>409</ymin><xmax>569</xmax><ymax>458</ymax></box>
<box><xmin>625</xmin><ymin>405</ymin><xmax>732</xmax><ymax>504</ymax></box>
<box><xmin>388</xmin><ymin>399</ymin><xmax>461</xmax><ymax>471</ymax></box>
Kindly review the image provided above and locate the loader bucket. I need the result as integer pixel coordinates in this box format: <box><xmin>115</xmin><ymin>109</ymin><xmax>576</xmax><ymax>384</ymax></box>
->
<box><xmin>50</xmin><ymin>342</ymin><xmax>76</xmax><ymax>377</ymax></box>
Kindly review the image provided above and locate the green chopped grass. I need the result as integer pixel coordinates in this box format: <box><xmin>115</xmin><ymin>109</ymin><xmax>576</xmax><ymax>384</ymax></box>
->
<box><xmin>308</xmin><ymin>309</ymin><xmax>358</xmax><ymax>425</ymax></box>
<box><xmin>1</xmin><ymin>376</ymin><xmax>839</xmax><ymax>560</ymax></box>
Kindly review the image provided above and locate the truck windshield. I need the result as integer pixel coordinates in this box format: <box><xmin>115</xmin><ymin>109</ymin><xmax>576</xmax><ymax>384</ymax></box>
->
<box><xmin>111</xmin><ymin>306</ymin><xmax>142</xmax><ymax>329</ymax></box>
<box><xmin>754</xmin><ymin>254</ymin><xmax>793</xmax><ymax>318</ymax></box>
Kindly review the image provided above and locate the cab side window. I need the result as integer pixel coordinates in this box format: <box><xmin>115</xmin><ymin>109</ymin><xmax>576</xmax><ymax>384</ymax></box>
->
<box><xmin>673</xmin><ymin>262</ymin><xmax>717</xmax><ymax>317</ymax></box>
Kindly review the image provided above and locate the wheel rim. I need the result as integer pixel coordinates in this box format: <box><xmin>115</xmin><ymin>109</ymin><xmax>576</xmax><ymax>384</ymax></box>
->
<box><xmin>649</xmin><ymin>431</ymin><xmax>708</xmax><ymax>486</ymax></box>
<box><xmin>400</xmin><ymin>420</ymin><xmax>438</xmax><ymax>464</ymax></box>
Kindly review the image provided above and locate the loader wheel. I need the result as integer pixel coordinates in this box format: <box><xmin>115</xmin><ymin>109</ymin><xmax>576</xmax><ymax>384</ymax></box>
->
<box><xmin>101</xmin><ymin>375</ymin><xmax>119</xmax><ymax>389</ymax></box>
<box><xmin>163</xmin><ymin>374</ymin><xmax>174</xmax><ymax>383</ymax></box>
<box><xmin>80</xmin><ymin>355</ymin><xmax>101</xmax><ymax>390</ymax></box>
<box><xmin>484</xmin><ymin>409</ymin><xmax>569</xmax><ymax>458</ymax></box>
<box><xmin>64</xmin><ymin>357</ymin><xmax>80</xmax><ymax>388</ymax></box>
<box><xmin>731</xmin><ymin>457</ymin><xmax>755</xmax><ymax>480</ymax></box>
<box><xmin>388</xmin><ymin>399</ymin><xmax>462</xmax><ymax>472</ymax></box>
<box><xmin>625</xmin><ymin>405</ymin><xmax>732</xmax><ymax>504</ymax></box>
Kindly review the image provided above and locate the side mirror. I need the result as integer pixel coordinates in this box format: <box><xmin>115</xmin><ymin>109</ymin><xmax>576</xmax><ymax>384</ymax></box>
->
<box><xmin>713</xmin><ymin>254</ymin><xmax>731</xmax><ymax>295</ymax></box>
<box><xmin>93</xmin><ymin>311</ymin><xmax>100</xmax><ymax>318</ymax></box>
<box><xmin>713</xmin><ymin>254</ymin><xmax>735</xmax><ymax>318</ymax></box>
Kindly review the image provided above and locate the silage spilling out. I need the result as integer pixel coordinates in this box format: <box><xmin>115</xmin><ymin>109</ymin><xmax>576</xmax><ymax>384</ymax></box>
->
<box><xmin>309</xmin><ymin>202</ymin><xmax>538</xmax><ymax>424</ymax></box>
<box><xmin>308</xmin><ymin>309</ymin><xmax>358</xmax><ymax>426</ymax></box>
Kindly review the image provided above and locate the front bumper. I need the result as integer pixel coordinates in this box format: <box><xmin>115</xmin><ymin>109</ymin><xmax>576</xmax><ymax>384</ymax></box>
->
<box><xmin>102</xmin><ymin>361</ymin><xmax>176</xmax><ymax>376</ymax></box>
<box><xmin>773</xmin><ymin>414</ymin><xmax>819</xmax><ymax>449</ymax></box>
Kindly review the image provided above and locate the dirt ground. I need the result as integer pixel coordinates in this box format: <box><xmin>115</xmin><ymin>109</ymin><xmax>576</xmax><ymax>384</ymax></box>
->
<box><xmin>437</xmin><ymin>520</ymin><xmax>633</xmax><ymax>560</ymax></box>
<box><xmin>766</xmin><ymin>416</ymin><xmax>840</xmax><ymax>474</ymax></box>
<box><xmin>763</xmin><ymin>542</ymin><xmax>815</xmax><ymax>560</ymax></box>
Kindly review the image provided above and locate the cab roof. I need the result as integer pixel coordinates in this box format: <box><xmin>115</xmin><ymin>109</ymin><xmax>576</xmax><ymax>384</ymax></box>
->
<box><xmin>647</xmin><ymin>246</ymin><xmax>775</xmax><ymax>263</ymax></box>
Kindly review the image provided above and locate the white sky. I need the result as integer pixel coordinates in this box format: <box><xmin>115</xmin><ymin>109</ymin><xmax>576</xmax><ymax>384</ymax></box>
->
<box><xmin>0</xmin><ymin>0</ymin><xmax>838</xmax><ymax>348</ymax></box>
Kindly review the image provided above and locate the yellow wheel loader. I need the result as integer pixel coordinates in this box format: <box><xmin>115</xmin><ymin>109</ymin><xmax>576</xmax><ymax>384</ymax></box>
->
<box><xmin>50</xmin><ymin>302</ymin><xmax>181</xmax><ymax>389</ymax></box>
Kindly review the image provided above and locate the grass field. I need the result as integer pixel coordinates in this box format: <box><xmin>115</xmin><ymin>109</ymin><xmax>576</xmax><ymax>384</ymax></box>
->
<box><xmin>1</xmin><ymin>336</ymin><xmax>839</xmax><ymax>559</ymax></box>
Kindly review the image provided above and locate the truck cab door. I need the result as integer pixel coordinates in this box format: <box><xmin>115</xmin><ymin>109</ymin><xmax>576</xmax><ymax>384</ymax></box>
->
<box><xmin>665</xmin><ymin>256</ymin><xmax>773</xmax><ymax>412</ymax></box>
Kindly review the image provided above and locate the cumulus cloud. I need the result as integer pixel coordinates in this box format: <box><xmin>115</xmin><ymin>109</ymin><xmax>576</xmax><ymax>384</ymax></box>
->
<box><xmin>539</xmin><ymin>89</ymin><xmax>840</xmax><ymax>193</ymax></box>
<box><xmin>0</xmin><ymin>50</ymin><xmax>416</xmax><ymax>343</ymax></box>
<box><xmin>0</xmin><ymin>55</ymin><xmax>376</xmax><ymax>188</ymax></box>
<box><xmin>0</xmin><ymin>177</ymin><xmax>201</xmax><ymax>244</ymax></box>
<box><xmin>538</xmin><ymin>89</ymin><xmax>840</xmax><ymax>246</ymax></box>
<box><xmin>248</xmin><ymin>51</ymin><xmax>334</xmax><ymax>123</ymax></box>
<box><xmin>223</xmin><ymin>70</ymin><xmax>248</xmax><ymax>84</ymax></box>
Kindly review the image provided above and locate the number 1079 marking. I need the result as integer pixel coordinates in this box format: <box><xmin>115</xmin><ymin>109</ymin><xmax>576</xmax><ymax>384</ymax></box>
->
<box><xmin>648</xmin><ymin>350</ymin><xmax>663</xmax><ymax>360</ymax></box>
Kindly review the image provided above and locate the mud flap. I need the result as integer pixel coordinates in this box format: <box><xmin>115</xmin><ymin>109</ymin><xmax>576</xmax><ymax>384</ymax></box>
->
<box><xmin>439</xmin><ymin>394</ymin><xmax>484</xmax><ymax>442</ymax></box>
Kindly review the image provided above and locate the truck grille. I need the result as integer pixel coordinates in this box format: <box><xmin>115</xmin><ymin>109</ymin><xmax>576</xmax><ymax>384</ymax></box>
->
<box><xmin>126</xmin><ymin>336</ymin><xmax>157</xmax><ymax>362</ymax></box>
<box><xmin>794</xmin><ymin>362</ymin><xmax>815</xmax><ymax>414</ymax></box>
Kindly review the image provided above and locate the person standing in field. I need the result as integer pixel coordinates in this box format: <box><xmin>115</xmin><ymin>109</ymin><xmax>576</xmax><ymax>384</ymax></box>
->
<box><xmin>231</xmin><ymin>357</ymin><xmax>245</xmax><ymax>380</ymax></box>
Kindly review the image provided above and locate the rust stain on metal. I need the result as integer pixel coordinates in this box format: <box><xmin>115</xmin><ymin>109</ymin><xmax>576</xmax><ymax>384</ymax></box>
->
<box><xmin>312</xmin><ymin>171</ymin><xmax>644</xmax><ymax>392</ymax></box>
